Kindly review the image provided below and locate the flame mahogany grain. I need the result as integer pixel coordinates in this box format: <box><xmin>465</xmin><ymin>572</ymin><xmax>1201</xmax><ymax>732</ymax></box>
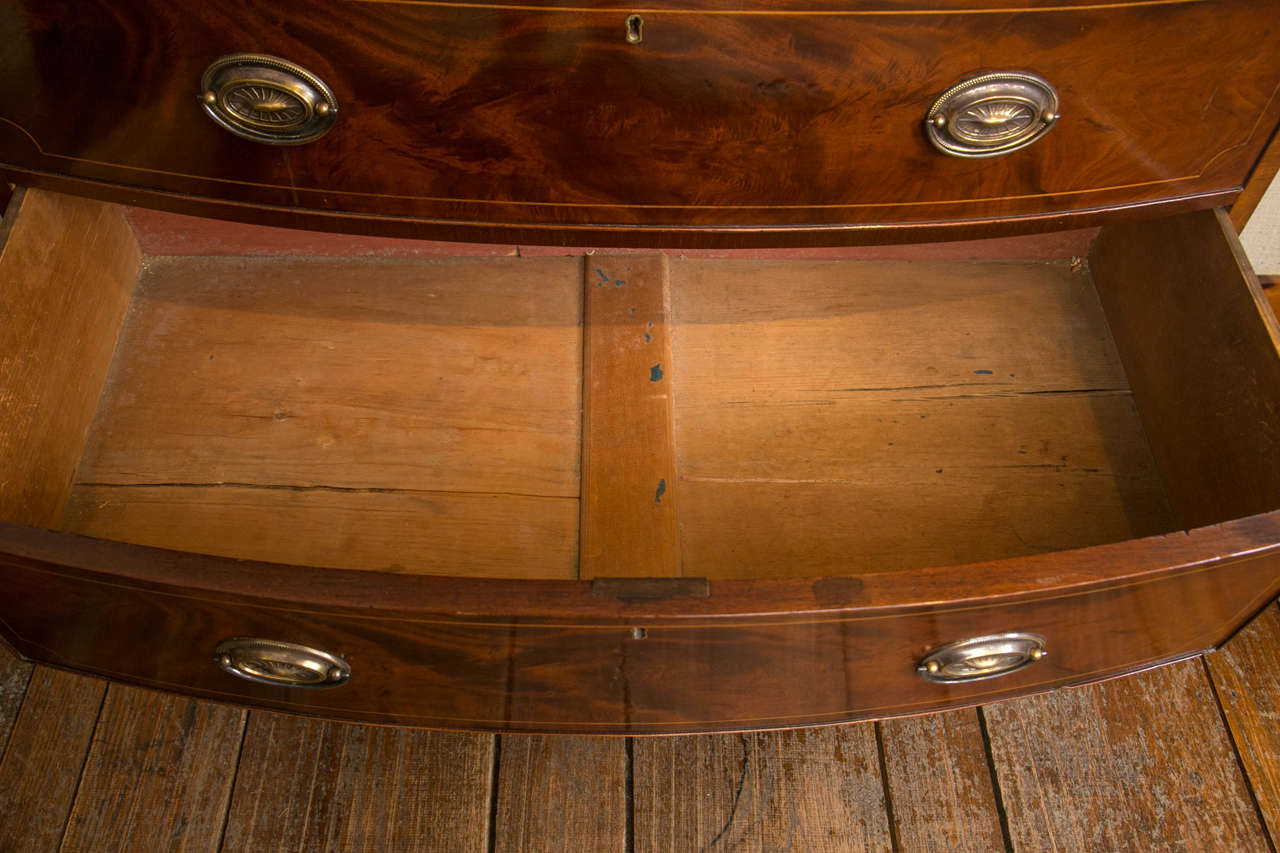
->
<box><xmin>0</xmin><ymin>517</ymin><xmax>1278</xmax><ymax>733</ymax></box>
<box><xmin>0</xmin><ymin>0</ymin><xmax>1278</xmax><ymax>246</ymax></box>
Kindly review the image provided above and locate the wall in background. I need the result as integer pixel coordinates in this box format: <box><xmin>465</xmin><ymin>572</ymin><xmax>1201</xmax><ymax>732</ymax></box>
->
<box><xmin>1243</xmin><ymin>177</ymin><xmax>1280</xmax><ymax>274</ymax></box>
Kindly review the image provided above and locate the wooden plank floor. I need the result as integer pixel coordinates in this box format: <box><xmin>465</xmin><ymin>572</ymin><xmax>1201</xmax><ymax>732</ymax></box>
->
<box><xmin>1</xmin><ymin>603</ymin><xmax>1278</xmax><ymax>851</ymax></box>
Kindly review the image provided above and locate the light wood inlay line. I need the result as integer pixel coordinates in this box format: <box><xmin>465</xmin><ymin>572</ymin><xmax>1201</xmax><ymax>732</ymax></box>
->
<box><xmin>346</xmin><ymin>0</ymin><xmax>1211</xmax><ymax>15</ymax></box>
<box><xmin>0</xmin><ymin>651</ymin><xmax>1207</xmax><ymax>730</ymax></box>
<box><xmin>3</xmin><ymin>544</ymin><xmax>1274</xmax><ymax>631</ymax></box>
<box><xmin>0</xmin><ymin>116</ymin><xmax>1225</xmax><ymax>212</ymax></box>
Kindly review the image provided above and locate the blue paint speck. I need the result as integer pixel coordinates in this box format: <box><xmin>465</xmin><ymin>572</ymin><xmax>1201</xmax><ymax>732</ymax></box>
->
<box><xmin>644</xmin><ymin>333</ymin><xmax>652</xmax><ymax>342</ymax></box>
<box><xmin>974</xmin><ymin>369</ymin><xmax>994</xmax><ymax>375</ymax></box>
<box><xmin>650</xmin><ymin>363</ymin><xmax>664</xmax><ymax>382</ymax></box>
<box><xmin>615</xmin><ymin>279</ymin><xmax>626</xmax><ymax>287</ymax></box>
<box><xmin>596</xmin><ymin>268</ymin><xmax>610</xmax><ymax>283</ymax></box>
<box><xmin>655</xmin><ymin>479</ymin><xmax>667</xmax><ymax>504</ymax></box>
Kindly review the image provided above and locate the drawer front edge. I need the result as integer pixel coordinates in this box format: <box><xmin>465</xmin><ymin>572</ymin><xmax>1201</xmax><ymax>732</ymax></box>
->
<box><xmin>1</xmin><ymin>537</ymin><xmax>1277</xmax><ymax>733</ymax></box>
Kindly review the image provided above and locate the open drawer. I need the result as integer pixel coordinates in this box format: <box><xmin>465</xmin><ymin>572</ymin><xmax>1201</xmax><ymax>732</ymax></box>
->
<box><xmin>1</xmin><ymin>188</ymin><xmax>1278</xmax><ymax>734</ymax></box>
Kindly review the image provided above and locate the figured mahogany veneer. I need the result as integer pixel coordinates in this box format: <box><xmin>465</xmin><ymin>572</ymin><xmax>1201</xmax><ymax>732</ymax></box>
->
<box><xmin>1</xmin><ymin>187</ymin><xmax>1279</xmax><ymax>733</ymax></box>
<box><xmin>0</xmin><ymin>516</ymin><xmax>1276</xmax><ymax>733</ymax></box>
<box><xmin>1</xmin><ymin>0</ymin><xmax>1279</xmax><ymax>245</ymax></box>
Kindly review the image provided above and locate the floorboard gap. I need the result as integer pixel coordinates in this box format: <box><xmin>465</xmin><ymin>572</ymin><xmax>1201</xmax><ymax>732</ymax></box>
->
<box><xmin>977</xmin><ymin>707</ymin><xmax>1017</xmax><ymax>853</ymax></box>
<box><xmin>873</xmin><ymin>722</ymin><xmax>903</xmax><ymax>853</ymax></box>
<box><xmin>625</xmin><ymin>737</ymin><xmax>635</xmax><ymax>853</ymax></box>
<box><xmin>1200</xmin><ymin>655</ymin><xmax>1279</xmax><ymax>853</ymax></box>
<box><xmin>55</xmin><ymin>680</ymin><xmax>110</xmax><ymax>853</ymax></box>
<box><xmin>0</xmin><ymin>659</ymin><xmax>34</xmax><ymax>762</ymax></box>
<box><xmin>487</xmin><ymin>734</ymin><xmax>502</xmax><ymax>853</ymax></box>
<box><xmin>213</xmin><ymin>709</ymin><xmax>251</xmax><ymax>853</ymax></box>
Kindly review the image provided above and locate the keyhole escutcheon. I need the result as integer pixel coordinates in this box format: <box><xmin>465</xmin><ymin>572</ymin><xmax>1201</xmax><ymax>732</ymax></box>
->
<box><xmin>626</xmin><ymin>14</ymin><xmax>644</xmax><ymax>44</ymax></box>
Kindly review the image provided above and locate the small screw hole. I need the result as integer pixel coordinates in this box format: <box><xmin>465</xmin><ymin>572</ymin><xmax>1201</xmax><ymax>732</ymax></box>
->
<box><xmin>630</xmin><ymin>627</ymin><xmax>648</xmax><ymax>640</ymax></box>
<box><xmin>625</xmin><ymin>14</ymin><xmax>644</xmax><ymax>44</ymax></box>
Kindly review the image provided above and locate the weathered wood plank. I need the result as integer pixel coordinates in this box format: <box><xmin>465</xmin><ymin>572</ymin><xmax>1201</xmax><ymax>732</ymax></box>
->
<box><xmin>678</xmin><ymin>392</ymin><xmax>1173</xmax><ymax>577</ymax></box>
<box><xmin>678</xmin><ymin>391</ymin><xmax>1155</xmax><ymax>484</ymax></box>
<box><xmin>494</xmin><ymin>735</ymin><xmax>627</xmax><ymax>851</ymax></box>
<box><xmin>64</xmin><ymin>485</ymin><xmax>578</xmax><ymax>579</ymax></box>
<box><xmin>222</xmin><ymin>712</ymin><xmax>494</xmax><ymax>852</ymax></box>
<box><xmin>0</xmin><ymin>187</ymin><xmax>139</xmax><ymax>528</ymax></box>
<box><xmin>59</xmin><ymin>685</ymin><xmax>245</xmax><ymax>853</ymax></box>
<box><xmin>0</xmin><ymin>637</ymin><xmax>32</xmax><ymax>760</ymax></box>
<box><xmin>580</xmin><ymin>255</ymin><xmax>681</xmax><ymax>578</ymax></box>
<box><xmin>67</xmin><ymin>253</ymin><xmax>582</xmax><ymax>577</ymax></box>
<box><xmin>879</xmin><ymin>710</ymin><xmax>1007</xmax><ymax>852</ymax></box>
<box><xmin>669</xmin><ymin>256</ymin><xmax>1172</xmax><ymax>576</ymax></box>
<box><xmin>1206</xmin><ymin>601</ymin><xmax>1280</xmax><ymax>844</ymax></box>
<box><xmin>75</xmin><ymin>255</ymin><xmax>583</xmax><ymax>497</ymax></box>
<box><xmin>633</xmin><ymin>727</ymin><xmax>892</xmax><ymax>851</ymax></box>
<box><xmin>670</xmin><ymin>258</ymin><xmax>1128</xmax><ymax>406</ymax></box>
<box><xmin>0</xmin><ymin>668</ymin><xmax>106</xmax><ymax>853</ymax></box>
<box><xmin>680</xmin><ymin>472</ymin><xmax>1172</xmax><ymax>578</ymax></box>
<box><xmin>984</xmin><ymin>659</ymin><xmax>1271</xmax><ymax>851</ymax></box>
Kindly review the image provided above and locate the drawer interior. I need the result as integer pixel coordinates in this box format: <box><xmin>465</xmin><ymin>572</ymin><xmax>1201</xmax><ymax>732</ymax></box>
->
<box><xmin>66</xmin><ymin>253</ymin><xmax>584</xmax><ymax>580</ymax></box>
<box><xmin>2</xmin><ymin>188</ymin><xmax>1278</xmax><ymax>581</ymax></box>
<box><xmin>669</xmin><ymin>257</ymin><xmax>1172</xmax><ymax>577</ymax></box>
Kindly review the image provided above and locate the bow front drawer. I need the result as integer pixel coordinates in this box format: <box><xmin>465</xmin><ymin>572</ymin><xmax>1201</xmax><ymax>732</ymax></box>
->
<box><xmin>0</xmin><ymin>187</ymin><xmax>1277</xmax><ymax>733</ymax></box>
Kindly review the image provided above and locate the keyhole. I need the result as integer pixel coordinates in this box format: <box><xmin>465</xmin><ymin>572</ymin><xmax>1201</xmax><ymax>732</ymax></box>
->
<box><xmin>625</xmin><ymin>14</ymin><xmax>644</xmax><ymax>44</ymax></box>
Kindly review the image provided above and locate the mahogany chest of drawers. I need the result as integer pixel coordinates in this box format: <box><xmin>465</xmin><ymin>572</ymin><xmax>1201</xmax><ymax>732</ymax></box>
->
<box><xmin>0</xmin><ymin>0</ymin><xmax>1278</xmax><ymax>733</ymax></box>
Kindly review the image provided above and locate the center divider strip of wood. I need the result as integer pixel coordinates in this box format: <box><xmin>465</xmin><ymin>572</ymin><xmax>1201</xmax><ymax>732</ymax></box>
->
<box><xmin>580</xmin><ymin>256</ymin><xmax>682</xmax><ymax>578</ymax></box>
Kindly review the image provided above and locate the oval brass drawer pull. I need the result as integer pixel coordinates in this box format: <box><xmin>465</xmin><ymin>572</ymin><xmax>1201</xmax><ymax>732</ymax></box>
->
<box><xmin>925</xmin><ymin>71</ymin><xmax>1059</xmax><ymax>158</ymax></box>
<box><xmin>214</xmin><ymin>638</ymin><xmax>350</xmax><ymax>687</ymax></box>
<box><xmin>916</xmin><ymin>632</ymin><xmax>1047</xmax><ymax>683</ymax></box>
<box><xmin>199</xmin><ymin>54</ymin><xmax>338</xmax><ymax>145</ymax></box>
